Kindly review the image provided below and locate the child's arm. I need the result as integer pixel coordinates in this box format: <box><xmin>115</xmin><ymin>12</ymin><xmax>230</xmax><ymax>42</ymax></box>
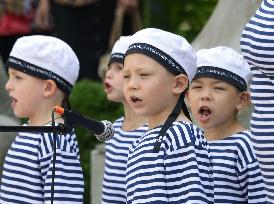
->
<box><xmin>240</xmin><ymin>1</ymin><xmax>274</xmax><ymax>201</ymax></box>
<box><xmin>238</xmin><ymin>162</ymin><xmax>267</xmax><ymax>203</ymax></box>
<box><xmin>236</xmin><ymin>138</ymin><xmax>267</xmax><ymax>203</ymax></box>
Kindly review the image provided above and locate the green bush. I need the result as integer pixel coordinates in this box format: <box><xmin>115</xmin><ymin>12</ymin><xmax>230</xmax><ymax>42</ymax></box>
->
<box><xmin>69</xmin><ymin>79</ymin><xmax>123</xmax><ymax>203</ymax></box>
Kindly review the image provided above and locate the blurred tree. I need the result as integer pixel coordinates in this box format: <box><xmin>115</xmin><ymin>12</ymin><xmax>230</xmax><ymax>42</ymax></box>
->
<box><xmin>141</xmin><ymin>0</ymin><xmax>217</xmax><ymax>42</ymax></box>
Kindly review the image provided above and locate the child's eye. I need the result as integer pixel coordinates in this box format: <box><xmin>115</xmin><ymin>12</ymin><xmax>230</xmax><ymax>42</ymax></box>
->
<box><xmin>115</xmin><ymin>66</ymin><xmax>123</xmax><ymax>71</ymax></box>
<box><xmin>190</xmin><ymin>85</ymin><xmax>201</xmax><ymax>89</ymax></box>
<box><xmin>123</xmin><ymin>74</ymin><xmax>129</xmax><ymax>79</ymax></box>
<box><xmin>214</xmin><ymin>87</ymin><xmax>225</xmax><ymax>90</ymax></box>
<box><xmin>140</xmin><ymin>73</ymin><xmax>149</xmax><ymax>78</ymax></box>
<box><xmin>10</xmin><ymin>75</ymin><xmax>22</xmax><ymax>80</ymax></box>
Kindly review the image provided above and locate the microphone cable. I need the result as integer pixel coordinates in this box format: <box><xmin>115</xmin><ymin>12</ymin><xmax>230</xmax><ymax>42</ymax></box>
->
<box><xmin>50</xmin><ymin>106</ymin><xmax>73</xmax><ymax>203</ymax></box>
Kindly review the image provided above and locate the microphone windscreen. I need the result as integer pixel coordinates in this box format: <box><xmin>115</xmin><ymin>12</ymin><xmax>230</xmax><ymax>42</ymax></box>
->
<box><xmin>95</xmin><ymin>120</ymin><xmax>114</xmax><ymax>141</ymax></box>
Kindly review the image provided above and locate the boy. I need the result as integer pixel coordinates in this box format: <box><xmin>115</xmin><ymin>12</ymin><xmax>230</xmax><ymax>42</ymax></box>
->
<box><xmin>240</xmin><ymin>0</ymin><xmax>274</xmax><ymax>202</ymax></box>
<box><xmin>0</xmin><ymin>35</ymin><xmax>84</xmax><ymax>203</ymax></box>
<box><xmin>122</xmin><ymin>28</ymin><xmax>214</xmax><ymax>203</ymax></box>
<box><xmin>101</xmin><ymin>36</ymin><xmax>147</xmax><ymax>203</ymax></box>
<box><xmin>187</xmin><ymin>46</ymin><xmax>266</xmax><ymax>203</ymax></box>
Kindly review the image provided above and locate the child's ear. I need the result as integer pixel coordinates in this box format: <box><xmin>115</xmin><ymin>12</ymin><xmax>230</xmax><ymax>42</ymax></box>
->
<box><xmin>43</xmin><ymin>79</ymin><xmax>58</xmax><ymax>97</ymax></box>
<box><xmin>173</xmin><ymin>74</ymin><xmax>189</xmax><ymax>94</ymax></box>
<box><xmin>236</xmin><ymin>91</ymin><xmax>251</xmax><ymax>111</ymax></box>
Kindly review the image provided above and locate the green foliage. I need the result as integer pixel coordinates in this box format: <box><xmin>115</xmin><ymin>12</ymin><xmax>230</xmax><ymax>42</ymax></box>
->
<box><xmin>141</xmin><ymin>0</ymin><xmax>217</xmax><ymax>42</ymax></box>
<box><xmin>69</xmin><ymin>79</ymin><xmax>123</xmax><ymax>203</ymax></box>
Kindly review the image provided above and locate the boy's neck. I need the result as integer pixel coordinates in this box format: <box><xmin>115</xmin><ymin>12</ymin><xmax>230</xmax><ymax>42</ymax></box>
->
<box><xmin>147</xmin><ymin>111</ymin><xmax>191</xmax><ymax>130</ymax></box>
<box><xmin>28</xmin><ymin>96</ymin><xmax>64</xmax><ymax>126</ymax></box>
<box><xmin>28</xmin><ymin>111</ymin><xmax>63</xmax><ymax>126</ymax></box>
<box><xmin>123</xmin><ymin>105</ymin><xmax>146</xmax><ymax>131</ymax></box>
<box><xmin>204</xmin><ymin>120</ymin><xmax>246</xmax><ymax>141</ymax></box>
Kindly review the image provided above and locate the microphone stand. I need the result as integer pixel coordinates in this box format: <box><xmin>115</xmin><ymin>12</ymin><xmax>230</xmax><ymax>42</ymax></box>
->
<box><xmin>51</xmin><ymin>112</ymin><xmax>57</xmax><ymax>204</ymax></box>
<box><xmin>0</xmin><ymin>112</ymin><xmax>72</xmax><ymax>204</ymax></box>
<box><xmin>0</xmin><ymin>124</ymin><xmax>71</xmax><ymax>133</ymax></box>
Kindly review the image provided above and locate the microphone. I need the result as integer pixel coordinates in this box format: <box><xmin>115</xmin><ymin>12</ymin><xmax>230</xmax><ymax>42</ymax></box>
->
<box><xmin>53</xmin><ymin>106</ymin><xmax>114</xmax><ymax>141</ymax></box>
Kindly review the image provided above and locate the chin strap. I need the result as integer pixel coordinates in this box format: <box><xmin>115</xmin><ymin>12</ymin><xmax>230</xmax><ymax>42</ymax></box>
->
<box><xmin>153</xmin><ymin>90</ymin><xmax>191</xmax><ymax>152</ymax></box>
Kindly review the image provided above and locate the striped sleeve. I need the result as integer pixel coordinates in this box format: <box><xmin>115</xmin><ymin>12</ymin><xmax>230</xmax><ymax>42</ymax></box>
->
<box><xmin>235</xmin><ymin>132</ymin><xmax>267</xmax><ymax>203</ymax></box>
<box><xmin>240</xmin><ymin>0</ymin><xmax>274</xmax><ymax>75</ymax></box>
<box><xmin>209</xmin><ymin>131</ymin><xmax>266</xmax><ymax>203</ymax></box>
<box><xmin>240</xmin><ymin>0</ymin><xmax>274</xmax><ymax>202</ymax></box>
<box><xmin>0</xmin><ymin>127</ymin><xmax>84</xmax><ymax>204</ymax></box>
<box><xmin>0</xmin><ymin>133</ymin><xmax>44</xmax><ymax>203</ymax></box>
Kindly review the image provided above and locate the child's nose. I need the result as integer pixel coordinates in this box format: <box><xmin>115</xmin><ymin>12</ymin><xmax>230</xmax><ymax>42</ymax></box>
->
<box><xmin>5</xmin><ymin>79</ymin><xmax>13</xmax><ymax>91</ymax></box>
<box><xmin>200</xmin><ymin>89</ymin><xmax>211</xmax><ymax>100</ymax></box>
<box><xmin>128</xmin><ymin>76</ymin><xmax>139</xmax><ymax>90</ymax></box>
<box><xmin>105</xmin><ymin>69</ymin><xmax>112</xmax><ymax>79</ymax></box>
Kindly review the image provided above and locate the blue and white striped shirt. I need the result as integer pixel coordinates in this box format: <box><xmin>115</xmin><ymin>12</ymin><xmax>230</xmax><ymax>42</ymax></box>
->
<box><xmin>241</xmin><ymin>0</ymin><xmax>274</xmax><ymax>202</ymax></box>
<box><xmin>102</xmin><ymin>117</ymin><xmax>147</xmax><ymax>203</ymax></box>
<box><xmin>0</xmin><ymin>124</ymin><xmax>84</xmax><ymax>203</ymax></box>
<box><xmin>126</xmin><ymin>121</ymin><xmax>214</xmax><ymax>204</ymax></box>
<box><xmin>209</xmin><ymin>130</ymin><xmax>266</xmax><ymax>203</ymax></box>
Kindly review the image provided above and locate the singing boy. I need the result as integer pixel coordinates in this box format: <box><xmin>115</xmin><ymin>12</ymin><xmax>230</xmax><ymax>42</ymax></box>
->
<box><xmin>123</xmin><ymin>28</ymin><xmax>214</xmax><ymax>203</ymax></box>
<box><xmin>0</xmin><ymin>35</ymin><xmax>84</xmax><ymax>203</ymax></box>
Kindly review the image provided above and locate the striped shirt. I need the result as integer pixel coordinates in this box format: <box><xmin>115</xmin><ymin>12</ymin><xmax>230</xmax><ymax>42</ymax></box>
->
<box><xmin>126</xmin><ymin>121</ymin><xmax>214</xmax><ymax>204</ymax></box>
<box><xmin>240</xmin><ymin>0</ymin><xmax>274</xmax><ymax>202</ymax></box>
<box><xmin>209</xmin><ymin>130</ymin><xmax>266</xmax><ymax>203</ymax></box>
<box><xmin>102</xmin><ymin>117</ymin><xmax>148</xmax><ymax>203</ymax></box>
<box><xmin>0</xmin><ymin>124</ymin><xmax>84</xmax><ymax>203</ymax></box>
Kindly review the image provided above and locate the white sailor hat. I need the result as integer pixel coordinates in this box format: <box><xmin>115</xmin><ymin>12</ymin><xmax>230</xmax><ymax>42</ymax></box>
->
<box><xmin>194</xmin><ymin>46</ymin><xmax>251</xmax><ymax>91</ymax></box>
<box><xmin>109</xmin><ymin>35</ymin><xmax>132</xmax><ymax>65</ymax></box>
<box><xmin>6</xmin><ymin>35</ymin><xmax>79</xmax><ymax>95</ymax></box>
<box><xmin>125</xmin><ymin>28</ymin><xmax>197</xmax><ymax>83</ymax></box>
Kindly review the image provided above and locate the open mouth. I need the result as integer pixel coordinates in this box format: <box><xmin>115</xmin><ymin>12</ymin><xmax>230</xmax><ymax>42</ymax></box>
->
<box><xmin>10</xmin><ymin>96</ymin><xmax>17</xmax><ymax>108</ymax></box>
<box><xmin>104</xmin><ymin>81</ymin><xmax>112</xmax><ymax>91</ymax></box>
<box><xmin>130</xmin><ymin>95</ymin><xmax>142</xmax><ymax>104</ymax></box>
<box><xmin>199</xmin><ymin>106</ymin><xmax>212</xmax><ymax>119</ymax></box>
